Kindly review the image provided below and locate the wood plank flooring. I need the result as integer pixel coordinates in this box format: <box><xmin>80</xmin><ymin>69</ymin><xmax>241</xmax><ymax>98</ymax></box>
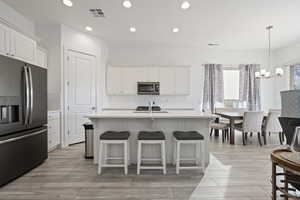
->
<box><xmin>0</xmin><ymin>132</ymin><xmax>287</xmax><ymax>200</ymax></box>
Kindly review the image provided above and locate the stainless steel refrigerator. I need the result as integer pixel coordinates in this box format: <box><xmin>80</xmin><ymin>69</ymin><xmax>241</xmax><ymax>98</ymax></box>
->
<box><xmin>0</xmin><ymin>54</ymin><xmax>48</xmax><ymax>186</ymax></box>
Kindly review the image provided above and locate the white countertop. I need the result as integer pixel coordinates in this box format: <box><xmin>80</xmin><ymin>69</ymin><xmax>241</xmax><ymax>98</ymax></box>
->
<box><xmin>86</xmin><ymin>110</ymin><xmax>217</xmax><ymax>119</ymax></box>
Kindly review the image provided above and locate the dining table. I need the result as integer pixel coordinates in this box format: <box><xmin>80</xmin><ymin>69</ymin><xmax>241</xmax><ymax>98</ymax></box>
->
<box><xmin>215</xmin><ymin>112</ymin><xmax>244</xmax><ymax>145</ymax></box>
<box><xmin>215</xmin><ymin>111</ymin><xmax>269</xmax><ymax>145</ymax></box>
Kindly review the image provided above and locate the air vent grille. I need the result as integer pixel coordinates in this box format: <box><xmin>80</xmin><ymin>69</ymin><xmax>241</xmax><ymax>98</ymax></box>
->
<box><xmin>89</xmin><ymin>8</ymin><xmax>105</xmax><ymax>17</ymax></box>
<box><xmin>208</xmin><ymin>43</ymin><xmax>220</xmax><ymax>46</ymax></box>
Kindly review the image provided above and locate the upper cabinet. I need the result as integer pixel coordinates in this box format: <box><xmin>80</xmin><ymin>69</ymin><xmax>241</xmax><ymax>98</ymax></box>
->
<box><xmin>106</xmin><ymin>66</ymin><xmax>123</xmax><ymax>95</ymax></box>
<box><xmin>0</xmin><ymin>23</ymin><xmax>10</xmax><ymax>56</ymax></box>
<box><xmin>175</xmin><ymin>67</ymin><xmax>190</xmax><ymax>95</ymax></box>
<box><xmin>160</xmin><ymin>67</ymin><xmax>176</xmax><ymax>95</ymax></box>
<box><xmin>106</xmin><ymin>66</ymin><xmax>191</xmax><ymax>96</ymax></box>
<box><xmin>0</xmin><ymin>22</ymin><xmax>37</xmax><ymax>65</ymax></box>
<box><xmin>10</xmin><ymin>31</ymin><xmax>36</xmax><ymax>64</ymax></box>
<box><xmin>10</xmin><ymin>30</ymin><xmax>37</xmax><ymax>64</ymax></box>
<box><xmin>36</xmin><ymin>47</ymin><xmax>48</xmax><ymax>68</ymax></box>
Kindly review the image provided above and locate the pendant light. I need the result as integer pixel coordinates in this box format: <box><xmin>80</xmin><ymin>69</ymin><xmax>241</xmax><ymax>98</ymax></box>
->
<box><xmin>255</xmin><ymin>25</ymin><xmax>284</xmax><ymax>78</ymax></box>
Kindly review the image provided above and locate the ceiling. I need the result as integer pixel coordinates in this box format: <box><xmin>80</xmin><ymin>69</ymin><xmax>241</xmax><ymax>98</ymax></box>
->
<box><xmin>2</xmin><ymin>0</ymin><xmax>300</xmax><ymax>50</ymax></box>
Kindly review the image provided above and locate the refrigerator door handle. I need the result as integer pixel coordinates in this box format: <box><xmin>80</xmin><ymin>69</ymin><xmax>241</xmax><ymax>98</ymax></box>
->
<box><xmin>23</xmin><ymin>66</ymin><xmax>30</xmax><ymax>125</ymax></box>
<box><xmin>28</xmin><ymin>67</ymin><xmax>33</xmax><ymax>124</ymax></box>
<box><xmin>0</xmin><ymin>129</ymin><xmax>46</xmax><ymax>145</ymax></box>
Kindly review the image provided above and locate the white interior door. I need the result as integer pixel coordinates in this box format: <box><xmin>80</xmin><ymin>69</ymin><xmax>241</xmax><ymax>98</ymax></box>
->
<box><xmin>66</xmin><ymin>50</ymin><xmax>96</xmax><ymax>145</ymax></box>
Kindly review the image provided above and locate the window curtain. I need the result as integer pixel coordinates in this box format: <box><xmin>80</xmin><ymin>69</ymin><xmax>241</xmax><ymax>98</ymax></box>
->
<box><xmin>202</xmin><ymin>64</ymin><xmax>224</xmax><ymax>113</ymax></box>
<box><xmin>239</xmin><ymin>64</ymin><xmax>261</xmax><ymax>111</ymax></box>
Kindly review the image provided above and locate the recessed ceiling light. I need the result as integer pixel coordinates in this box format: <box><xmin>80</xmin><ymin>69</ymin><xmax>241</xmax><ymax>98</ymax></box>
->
<box><xmin>85</xmin><ymin>26</ymin><xmax>93</xmax><ymax>31</ymax></box>
<box><xmin>172</xmin><ymin>28</ymin><xmax>180</xmax><ymax>33</ymax></box>
<box><xmin>62</xmin><ymin>0</ymin><xmax>73</xmax><ymax>7</ymax></box>
<box><xmin>129</xmin><ymin>27</ymin><xmax>136</xmax><ymax>32</ymax></box>
<box><xmin>123</xmin><ymin>0</ymin><xmax>132</xmax><ymax>8</ymax></box>
<box><xmin>181</xmin><ymin>1</ymin><xmax>190</xmax><ymax>10</ymax></box>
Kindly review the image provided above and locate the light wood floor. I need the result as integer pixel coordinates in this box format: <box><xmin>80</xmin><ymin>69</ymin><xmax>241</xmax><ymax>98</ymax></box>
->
<box><xmin>0</xmin><ymin>132</ymin><xmax>286</xmax><ymax>200</ymax></box>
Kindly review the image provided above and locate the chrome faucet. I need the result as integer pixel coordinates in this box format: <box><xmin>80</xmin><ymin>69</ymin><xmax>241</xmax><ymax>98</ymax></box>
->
<box><xmin>149</xmin><ymin>101</ymin><xmax>153</xmax><ymax>113</ymax></box>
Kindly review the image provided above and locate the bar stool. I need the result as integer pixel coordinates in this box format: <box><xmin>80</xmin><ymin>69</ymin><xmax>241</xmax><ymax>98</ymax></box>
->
<box><xmin>137</xmin><ymin>131</ymin><xmax>166</xmax><ymax>175</ymax></box>
<box><xmin>98</xmin><ymin>131</ymin><xmax>130</xmax><ymax>175</ymax></box>
<box><xmin>173</xmin><ymin>131</ymin><xmax>205</xmax><ymax>174</ymax></box>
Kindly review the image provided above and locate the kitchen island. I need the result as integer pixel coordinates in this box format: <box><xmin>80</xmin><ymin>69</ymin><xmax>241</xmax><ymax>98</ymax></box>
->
<box><xmin>86</xmin><ymin>110</ymin><xmax>216</xmax><ymax>166</ymax></box>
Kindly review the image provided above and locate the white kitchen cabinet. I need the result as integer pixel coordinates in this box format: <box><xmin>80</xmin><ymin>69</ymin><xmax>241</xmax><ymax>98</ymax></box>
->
<box><xmin>147</xmin><ymin>67</ymin><xmax>160</xmax><ymax>82</ymax></box>
<box><xmin>107</xmin><ymin>66</ymin><xmax>148</xmax><ymax>95</ymax></box>
<box><xmin>0</xmin><ymin>23</ymin><xmax>9</xmax><ymax>56</ymax></box>
<box><xmin>36</xmin><ymin>47</ymin><xmax>47</xmax><ymax>68</ymax></box>
<box><xmin>0</xmin><ymin>22</ymin><xmax>37</xmax><ymax>65</ymax></box>
<box><xmin>122</xmin><ymin>67</ymin><xmax>140</xmax><ymax>95</ymax></box>
<box><xmin>106</xmin><ymin>66</ymin><xmax>123</xmax><ymax>95</ymax></box>
<box><xmin>175</xmin><ymin>67</ymin><xmax>190</xmax><ymax>95</ymax></box>
<box><xmin>48</xmin><ymin>111</ymin><xmax>60</xmax><ymax>152</ymax></box>
<box><xmin>106</xmin><ymin>66</ymin><xmax>190</xmax><ymax>96</ymax></box>
<box><xmin>159</xmin><ymin>67</ymin><xmax>176</xmax><ymax>95</ymax></box>
<box><xmin>10</xmin><ymin>30</ymin><xmax>37</xmax><ymax>64</ymax></box>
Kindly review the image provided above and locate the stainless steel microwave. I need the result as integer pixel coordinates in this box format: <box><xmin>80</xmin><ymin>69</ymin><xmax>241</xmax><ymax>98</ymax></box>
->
<box><xmin>137</xmin><ymin>82</ymin><xmax>160</xmax><ymax>95</ymax></box>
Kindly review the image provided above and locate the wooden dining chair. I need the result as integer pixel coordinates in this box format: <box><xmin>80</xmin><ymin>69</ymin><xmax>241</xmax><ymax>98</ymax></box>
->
<box><xmin>234</xmin><ymin>111</ymin><xmax>265</xmax><ymax>146</ymax></box>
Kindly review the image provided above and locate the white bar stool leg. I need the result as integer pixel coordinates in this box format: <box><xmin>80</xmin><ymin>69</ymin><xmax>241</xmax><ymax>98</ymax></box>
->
<box><xmin>195</xmin><ymin>141</ymin><xmax>200</xmax><ymax>165</ymax></box>
<box><xmin>176</xmin><ymin>141</ymin><xmax>180</xmax><ymax>175</ymax></box>
<box><xmin>104</xmin><ymin>143</ymin><xmax>107</xmax><ymax>164</ymax></box>
<box><xmin>161</xmin><ymin>141</ymin><xmax>166</xmax><ymax>175</ymax></box>
<box><xmin>172</xmin><ymin>138</ymin><xmax>176</xmax><ymax>166</ymax></box>
<box><xmin>137</xmin><ymin>141</ymin><xmax>142</xmax><ymax>175</ymax></box>
<box><xmin>201</xmin><ymin>140</ymin><xmax>205</xmax><ymax>172</ymax></box>
<box><xmin>127</xmin><ymin>140</ymin><xmax>130</xmax><ymax>166</ymax></box>
<box><xmin>124</xmin><ymin>141</ymin><xmax>128</xmax><ymax>175</ymax></box>
<box><xmin>98</xmin><ymin>140</ymin><xmax>103</xmax><ymax>175</ymax></box>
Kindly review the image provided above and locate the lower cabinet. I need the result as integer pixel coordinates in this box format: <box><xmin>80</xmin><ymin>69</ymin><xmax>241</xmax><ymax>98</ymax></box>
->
<box><xmin>48</xmin><ymin>111</ymin><xmax>60</xmax><ymax>152</ymax></box>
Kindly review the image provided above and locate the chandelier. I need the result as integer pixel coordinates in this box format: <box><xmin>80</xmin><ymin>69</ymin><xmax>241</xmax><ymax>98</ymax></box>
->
<box><xmin>255</xmin><ymin>25</ymin><xmax>284</xmax><ymax>79</ymax></box>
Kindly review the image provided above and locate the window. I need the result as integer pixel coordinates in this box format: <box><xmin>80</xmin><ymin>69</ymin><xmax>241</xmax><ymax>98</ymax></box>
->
<box><xmin>290</xmin><ymin>64</ymin><xmax>300</xmax><ymax>89</ymax></box>
<box><xmin>223</xmin><ymin>69</ymin><xmax>239</xmax><ymax>100</ymax></box>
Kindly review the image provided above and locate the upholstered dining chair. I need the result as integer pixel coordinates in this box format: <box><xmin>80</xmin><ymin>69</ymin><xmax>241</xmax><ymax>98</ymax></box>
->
<box><xmin>234</xmin><ymin>111</ymin><xmax>264</xmax><ymax>146</ymax></box>
<box><xmin>209</xmin><ymin>122</ymin><xmax>229</xmax><ymax>143</ymax></box>
<box><xmin>209</xmin><ymin>107</ymin><xmax>230</xmax><ymax>143</ymax></box>
<box><xmin>264</xmin><ymin>110</ymin><xmax>284</xmax><ymax>145</ymax></box>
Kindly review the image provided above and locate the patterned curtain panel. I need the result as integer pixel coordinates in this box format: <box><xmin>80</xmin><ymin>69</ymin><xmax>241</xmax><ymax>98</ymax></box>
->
<box><xmin>239</xmin><ymin>64</ymin><xmax>261</xmax><ymax>111</ymax></box>
<box><xmin>202</xmin><ymin>64</ymin><xmax>224</xmax><ymax>113</ymax></box>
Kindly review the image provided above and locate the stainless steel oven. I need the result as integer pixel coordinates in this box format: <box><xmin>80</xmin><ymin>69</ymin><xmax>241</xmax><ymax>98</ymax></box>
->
<box><xmin>137</xmin><ymin>82</ymin><xmax>160</xmax><ymax>95</ymax></box>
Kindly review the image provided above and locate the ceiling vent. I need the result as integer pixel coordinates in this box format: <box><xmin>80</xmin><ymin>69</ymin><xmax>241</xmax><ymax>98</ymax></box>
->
<box><xmin>208</xmin><ymin>43</ymin><xmax>220</xmax><ymax>46</ymax></box>
<box><xmin>89</xmin><ymin>8</ymin><xmax>105</xmax><ymax>17</ymax></box>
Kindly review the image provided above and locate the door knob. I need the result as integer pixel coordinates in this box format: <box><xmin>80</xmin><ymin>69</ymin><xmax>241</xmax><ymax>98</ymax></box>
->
<box><xmin>91</xmin><ymin>107</ymin><xmax>96</xmax><ymax>110</ymax></box>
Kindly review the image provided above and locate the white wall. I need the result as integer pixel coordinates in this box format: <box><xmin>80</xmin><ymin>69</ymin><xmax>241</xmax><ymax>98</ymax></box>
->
<box><xmin>106</xmin><ymin>45</ymin><xmax>274</xmax><ymax>111</ymax></box>
<box><xmin>272</xmin><ymin>41</ymin><xmax>300</xmax><ymax>108</ymax></box>
<box><xmin>36</xmin><ymin>24</ymin><xmax>109</xmax><ymax>111</ymax></box>
<box><xmin>35</xmin><ymin>24</ymin><xmax>62</xmax><ymax>110</ymax></box>
<box><xmin>0</xmin><ymin>1</ymin><xmax>35</xmax><ymax>38</ymax></box>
